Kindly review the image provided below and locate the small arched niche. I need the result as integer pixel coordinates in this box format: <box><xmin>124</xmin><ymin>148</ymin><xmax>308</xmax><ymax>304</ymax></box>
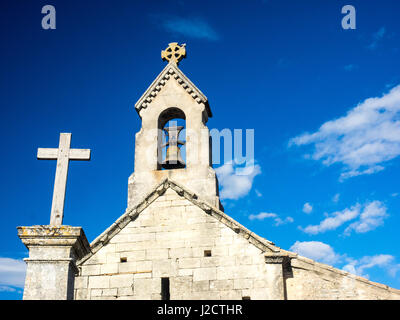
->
<box><xmin>157</xmin><ymin>107</ymin><xmax>186</xmax><ymax>170</ymax></box>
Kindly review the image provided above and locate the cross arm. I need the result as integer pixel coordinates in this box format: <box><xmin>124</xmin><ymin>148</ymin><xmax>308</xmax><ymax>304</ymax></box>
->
<box><xmin>37</xmin><ymin>148</ymin><xmax>91</xmax><ymax>160</ymax></box>
<box><xmin>69</xmin><ymin>149</ymin><xmax>91</xmax><ymax>161</ymax></box>
<box><xmin>37</xmin><ymin>148</ymin><xmax>58</xmax><ymax>160</ymax></box>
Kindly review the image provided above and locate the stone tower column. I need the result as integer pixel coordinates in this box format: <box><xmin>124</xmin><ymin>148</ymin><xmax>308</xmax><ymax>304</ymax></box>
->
<box><xmin>17</xmin><ymin>225</ymin><xmax>91</xmax><ymax>300</ymax></box>
<box><xmin>128</xmin><ymin>43</ymin><xmax>222</xmax><ymax>210</ymax></box>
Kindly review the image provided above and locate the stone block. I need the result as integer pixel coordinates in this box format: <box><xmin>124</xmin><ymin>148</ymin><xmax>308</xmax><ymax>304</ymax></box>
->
<box><xmin>178</xmin><ymin>257</ymin><xmax>201</xmax><ymax>269</ymax></box>
<box><xmin>110</xmin><ymin>274</ymin><xmax>134</xmax><ymax>288</ymax></box>
<box><xmin>81</xmin><ymin>264</ymin><xmax>101</xmax><ymax>276</ymax></box>
<box><xmin>134</xmin><ymin>272</ymin><xmax>152</xmax><ymax>279</ymax></box>
<box><xmin>106</xmin><ymin>252</ymin><xmax>121</xmax><ymax>264</ymax></box>
<box><xmin>169</xmin><ymin>247</ymin><xmax>193</xmax><ymax>259</ymax></box>
<box><xmin>91</xmin><ymin>289</ymin><xmax>102</xmax><ymax>297</ymax></box>
<box><xmin>74</xmin><ymin>276</ymin><xmax>88</xmax><ymax>289</ymax></box>
<box><xmin>118</xmin><ymin>287</ymin><xmax>134</xmax><ymax>296</ymax></box>
<box><xmin>102</xmin><ymin>288</ymin><xmax>118</xmax><ymax>297</ymax></box>
<box><xmin>122</xmin><ymin>250</ymin><xmax>146</xmax><ymax>261</ymax></box>
<box><xmin>219</xmin><ymin>290</ymin><xmax>242</xmax><ymax>300</ymax></box>
<box><xmin>146</xmin><ymin>248</ymin><xmax>169</xmax><ymax>260</ymax></box>
<box><xmin>88</xmin><ymin>276</ymin><xmax>110</xmax><ymax>289</ymax></box>
<box><xmin>193</xmin><ymin>280</ymin><xmax>210</xmax><ymax>292</ymax></box>
<box><xmin>178</xmin><ymin>269</ymin><xmax>193</xmax><ymax>276</ymax></box>
<box><xmin>234</xmin><ymin>278</ymin><xmax>254</xmax><ymax>290</ymax></box>
<box><xmin>210</xmin><ymin>280</ymin><xmax>234</xmax><ymax>291</ymax></box>
<box><xmin>101</xmin><ymin>263</ymin><xmax>118</xmax><ymax>275</ymax></box>
<box><xmin>74</xmin><ymin>288</ymin><xmax>88</xmax><ymax>300</ymax></box>
<box><xmin>193</xmin><ymin>267</ymin><xmax>217</xmax><ymax>281</ymax></box>
<box><xmin>153</xmin><ymin>260</ymin><xmax>177</xmax><ymax>277</ymax></box>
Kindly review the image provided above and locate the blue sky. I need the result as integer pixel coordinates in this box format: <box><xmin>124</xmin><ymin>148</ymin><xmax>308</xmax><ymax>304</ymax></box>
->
<box><xmin>1</xmin><ymin>0</ymin><xmax>400</xmax><ymax>299</ymax></box>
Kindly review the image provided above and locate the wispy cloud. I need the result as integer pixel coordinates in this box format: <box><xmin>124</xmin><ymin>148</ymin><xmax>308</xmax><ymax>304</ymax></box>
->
<box><xmin>300</xmin><ymin>201</ymin><xmax>388</xmax><ymax>236</ymax></box>
<box><xmin>300</xmin><ymin>204</ymin><xmax>360</xmax><ymax>235</ymax></box>
<box><xmin>368</xmin><ymin>27</ymin><xmax>386</xmax><ymax>50</ymax></box>
<box><xmin>302</xmin><ymin>202</ymin><xmax>313</xmax><ymax>214</ymax></box>
<box><xmin>0</xmin><ymin>257</ymin><xmax>26</xmax><ymax>291</ymax></box>
<box><xmin>343</xmin><ymin>254</ymin><xmax>400</xmax><ymax>279</ymax></box>
<box><xmin>344</xmin><ymin>201</ymin><xmax>388</xmax><ymax>236</ymax></box>
<box><xmin>289</xmin><ymin>85</ymin><xmax>400</xmax><ymax>180</ymax></box>
<box><xmin>249</xmin><ymin>212</ymin><xmax>293</xmax><ymax>226</ymax></box>
<box><xmin>344</xmin><ymin>64</ymin><xmax>358</xmax><ymax>72</ymax></box>
<box><xmin>151</xmin><ymin>14</ymin><xmax>219</xmax><ymax>41</ymax></box>
<box><xmin>290</xmin><ymin>241</ymin><xmax>342</xmax><ymax>265</ymax></box>
<box><xmin>332</xmin><ymin>193</ymin><xmax>340</xmax><ymax>203</ymax></box>
<box><xmin>215</xmin><ymin>161</ymin><xmax>261</xmax><ymax>200</ymax></box>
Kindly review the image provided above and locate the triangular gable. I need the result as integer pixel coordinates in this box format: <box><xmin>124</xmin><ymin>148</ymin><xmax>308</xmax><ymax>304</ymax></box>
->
<box><xmin>134</xmin><ymin>63</ymin><xmax>212</xmax><ymax>118</ymax></box>
<box><xmin>75</xmin><ymin>178</ymin><xmax>400</xmax><ymax>294</ymax></box>
<box><xmin>77</xmin><ymin>178</ymin><xmax>280</xmax><ymax>265</ymax></box>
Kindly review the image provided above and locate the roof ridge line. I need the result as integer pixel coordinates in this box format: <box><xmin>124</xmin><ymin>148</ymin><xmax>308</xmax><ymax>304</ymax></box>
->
<box><xmin>279</xmin><ymin>249</ymin><xmax>400</xmax><ymax>294</ymax></box>
<box><xmin>134</xmin><ymin>63</ymin><xmax>211</xmax><ymax>117</ymax></box>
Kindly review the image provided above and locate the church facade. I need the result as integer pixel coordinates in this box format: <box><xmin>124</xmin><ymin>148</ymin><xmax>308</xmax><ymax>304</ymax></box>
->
<box><xmin>18</xmin><ymin>43</ymin><xmax>400</xmax><ymax>300</ymax></box>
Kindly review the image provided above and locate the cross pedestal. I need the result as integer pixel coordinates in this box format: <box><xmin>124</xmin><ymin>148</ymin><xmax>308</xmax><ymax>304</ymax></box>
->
<box><xmin>17</xmin><ymin>225</ymin><xmax>91</xmax><ymax>300</ymax></box>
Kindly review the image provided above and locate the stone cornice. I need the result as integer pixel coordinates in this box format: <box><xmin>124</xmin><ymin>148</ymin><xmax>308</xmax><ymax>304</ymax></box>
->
<box><xmin>17</xmin><ymin>225</ymin><xmax>91</xmax><ymax>260</ymax></box>
<box><xmin>134</xmin><ymin>63</ymin><xmax>212</xmax><ymax>118</ymax></box>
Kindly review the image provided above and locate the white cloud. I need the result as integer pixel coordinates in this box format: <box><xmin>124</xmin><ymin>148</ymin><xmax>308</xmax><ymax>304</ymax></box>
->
<box><xmin>215</xmin><ymin>161</ymin><xmax>261</xmax><ymax>200</ymax></box>
<box><xmin>344</xmin><ymin>64</ymin><xmax>358</xmax><ymax>72</ymax></box>
<box><xmin>344</xmin><ymin>201</ymin><xmax>388</xmax><ymax>235</ymax></box>
<box><xmin>300</xmin><ymin>201</ymin><xmax>388</xmax><ymax>236</ymax></box>
<box><xmin>249</xmin><ymin>212</ymin><xmax>293</xmax><ymax>227</ymax></box>
<box><xmin>290</xmin><ymin>241</ymin><xmax>341</xmax><ymax>265</ymax></box>
<box><xmin>301</xmin><ymin>204</ymin><xmax>361</xmax><ymax>235</ymax></box>
<box><xmin>0</xmin><ymin>257</ymin><xmax>26</xmax><ymax>289</ymax></box>
<box><xmin>249</xmin><ymin>212</ymin><xmax>277</xmax><ymax>220</ymax></box>
<box><xmin>343</xmin><ymin>254</ymin><xmax>400</xmax><ymax>279</ymax></box>
<box><xmin>255</xmin><ymin>189</ymin><xmax>263</xmax><ymax>197</ymax></box>
<box><xmin>302</xmin><ymin>202</ymin><xmax>313</xmax><ymax>214</ymax></box>
<box><xmin>289</xmin><ymin>85</ymin><xmax>400</xmax><ymax>180</ymax></box>
<box><xmin>368</xmin><ymin>27</ymin><xmax>386</xmax><ymax>50</ymax></box>
<box><xmin>274</xmin><ymin>216</ymin><xmax>294</xmax><ymax>226</ymax></box>
<box><xmin>152</xmin><ymin>14</ymin><xmax>219</xmax><ymax>41</ymax></box>
<box><xmin>332</xmin><ymin>193</ymin><xmax>340</xmax><ymax>203</ymax></box>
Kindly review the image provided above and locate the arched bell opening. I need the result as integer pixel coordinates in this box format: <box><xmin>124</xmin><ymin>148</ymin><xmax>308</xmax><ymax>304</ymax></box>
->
<box><xmin>157</xmin><ymin>108</ymin><xmax>186</xmax><ymax>170</ymax></box>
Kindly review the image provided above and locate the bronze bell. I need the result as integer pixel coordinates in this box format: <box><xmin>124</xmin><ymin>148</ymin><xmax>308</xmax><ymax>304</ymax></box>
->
<box><xmin>162</xmin><ymin>125</ymin><xmax>185</xmax><ymax>169</ymax></box>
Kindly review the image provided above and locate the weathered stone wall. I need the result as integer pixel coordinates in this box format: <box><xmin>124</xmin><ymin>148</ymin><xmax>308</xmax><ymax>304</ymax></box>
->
<box><xmin>74</xmin><ymin>187</ymin><xmax>400</xmax><ymax>300</ymax></box>
<box><xmin>75</xmin><ymin>188</ymin><xmax>277</xmax><ymax>300</ymax></box>
<box><xmin>285</xmin><ymin>256</ymin><xmax>400</xmax><ymax>300</ymax></box>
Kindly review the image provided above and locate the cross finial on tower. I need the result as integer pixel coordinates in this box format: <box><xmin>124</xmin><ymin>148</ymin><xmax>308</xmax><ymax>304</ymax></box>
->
<box><xmin>161</xmin><ymin>42</ymin><xmax>186</xmax><ymax>65</ymax></box>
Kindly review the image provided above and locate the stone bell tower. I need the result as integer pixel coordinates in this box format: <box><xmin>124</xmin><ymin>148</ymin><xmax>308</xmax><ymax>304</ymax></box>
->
<box><xmin>128</xmin><ymin>43</ymin><xmax>222</xmax><ymax>210</ymax></box>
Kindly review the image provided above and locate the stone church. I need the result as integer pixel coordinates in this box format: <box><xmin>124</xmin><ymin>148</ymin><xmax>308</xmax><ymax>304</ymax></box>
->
<box><xmin>18</xmin><ymin>43</ymin><xmax>400</xmax><ymax>300</ymax></box>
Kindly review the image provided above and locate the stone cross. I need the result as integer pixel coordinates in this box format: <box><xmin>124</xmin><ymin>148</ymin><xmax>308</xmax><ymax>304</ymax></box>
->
<box><xmin>37</xmin><ymin>133</ymin><xmax>90</xmax><ymax>226</ymax></box>
<box><xmin>161</xmin><ymin>42</ymin><xmax>186</xmax><ymax>65</ymax></box>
